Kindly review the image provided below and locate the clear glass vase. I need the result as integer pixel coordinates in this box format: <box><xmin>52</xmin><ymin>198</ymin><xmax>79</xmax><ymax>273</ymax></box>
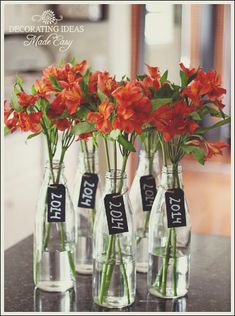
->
<box><xmin>93</xmin><ymin>170</ymin><xmax>136</xmax><ymax>308</ymax></box>
<box><xmin>34</xmin><ymin>161</ymin><xmax>76</xmax><ymax>292</ymax></box>
<box><xmin>72</xmin><ymin>151</ymin><xmax>101</xmax><ymax>274</ymax></box>
<box><xmin>148</xmin><ymin>165</ymin><xmax>191</xmax><ymax>298</ymax></box>
<box><xmin>129</xmin><ymin>150</ymin><xmax>161</xmax><ymax>273</ymax></box>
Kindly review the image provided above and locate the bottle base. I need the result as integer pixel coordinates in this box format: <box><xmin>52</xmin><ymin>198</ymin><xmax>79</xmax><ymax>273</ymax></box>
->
<box><xmin>36</xmin><ymin>281</ymin><xmax>74</xmax><ymax>292</ymax></box>
<box><xmin>148</xmin><ymin>286</ymin><xmax>188</xmax><ymax>299</ymax></box>
<box><xmin>94</xmin><ymin>296</ymin><xmax>135</xmax><ymax>309</ymax></box>
<box><xmin>76</xmin><ymin>263</ymin><xmax>93</xmax><ymax>275</ymax></box>
<box><xmin>137</xmin><ymin>262</ymin><xmax>148</xmax><ymax>273</ymax></box>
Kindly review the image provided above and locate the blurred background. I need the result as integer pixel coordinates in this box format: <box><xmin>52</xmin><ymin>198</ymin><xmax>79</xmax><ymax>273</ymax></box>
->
<box><xmin>4</xmin><ymin>3</ymin><xmax>231</xmax><ymax>249</ymax></box>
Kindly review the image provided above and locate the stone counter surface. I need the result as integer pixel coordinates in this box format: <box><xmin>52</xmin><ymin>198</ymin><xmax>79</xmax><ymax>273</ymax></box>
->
<box><xmin>4</xmin><ymin>234</ymin><xmax>231</xmax><ymax>313</ymax></box>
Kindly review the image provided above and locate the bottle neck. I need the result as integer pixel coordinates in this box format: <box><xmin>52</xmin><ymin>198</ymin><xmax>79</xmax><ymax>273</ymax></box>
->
<box><xmin>160</xmin><ymin>165</ymin><xmax>183</xmax><ymax>189</ymax></box>
<box><xmin>78</xmin><ymin>152</ymin><xmax>97</xmax><ymax>173</ymax></box>
<box><xmin>45</xmin><ymin>160</ymin><xmax>65</xmax><ymax>185</ymax></box>
<box><xmin>104</xmin><ymin>169</ymin><xmax>128</xmax><ymax>194</ymax></box>
<box><xmin>136</xmin><ymin>150</ymin><xmax>160</xmax><ymax>175</ymax></box>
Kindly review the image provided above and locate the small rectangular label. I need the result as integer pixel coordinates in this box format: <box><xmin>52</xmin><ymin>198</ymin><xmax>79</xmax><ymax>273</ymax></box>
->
<box><xmin>47</xmin><ymin>184</ymin><xmax>66</xmax><ymax>222</ymax></box>
<box><xmin>104</xmin><ymin>193</ymin><xmax>129</xmax><ymax>235</ymax></box>
<box><xmin>140</xmin><ymin>175</ymin><xmax>157</xmax><ymax>212</ymax></box>
<box><xmin>78</xmin><ymin>173</ymin><xmax>99</xmax><ymax>209</ymax></box>
<box><xmin>165</xmin><ymin>188</ymin><xmax>186</xmax><ymax>228</ymax></box>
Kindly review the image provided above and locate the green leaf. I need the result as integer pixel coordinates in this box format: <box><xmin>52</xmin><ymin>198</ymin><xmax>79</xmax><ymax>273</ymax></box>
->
<box><xmin>196</xmin><ymin>117</ymin><xmax>231</xmax><ymax>134</ymax></box>
<box><xmin>70</xmin><ymin>57</ymin><xmax>77</xmax><ymax>66</ymax></box>
<box><xmin>4</xmin><ymin>126</ymin><xmax>10</xmax><ymax>135</ymax></box>
<box><xmin>98</xmin><ymin>88</ymin><xmax>106</xmax><ymax>102</ymax></box>
<box><xmin>37</xmin><ymin>98</ymin><xmax>49</xmax><ymax>112</ymax></box>
<box><xmin>154</xmin><ymin>84</ymin><xmax>174</xmax><ymax>98</ymax></box>
<box><xmin>16</xmin><ymin>74</ymin><xmax>24</xmax><ymax>87</ymax></box>
<box><xmin>203</xmin><ymin>105</ymin><xmax>228</xmax><ymax>119</ymax></box>
<box><xmin>117</xmin><ymin>134</ymin><xmax>136</xmax><ymax>152</ymax></box>
<box><xmin>10</xmin><ymin>93</ymin><xmax>23</xmax><ymax>112</ymax></box>
<box><xmin>137</xmin><ymin>74</ymin><xmax>147</xmax><ymax>81</ymax></box>
<box><xmin>80</xmin><ymin>67</ymin><xmax>91</xmax><ymax>95</ymax></box>
<box><xmin>109</xmin><ymin>129</ymin><xmax>121</xmax><ymax>140</ymax></box>
<box><xmin>26</xmin><ymin>132</ymin><xmax>41</xmax><ymax>141</ymax></box>
<box><xmin>190</xmin><ymin>111</ymin><xmax>202</xmax><ymax>121</ymax></box>
<box><xmin>160</xmin><ymin>70</ymin><xmax>168</xmax><ymax>84</ymax></box>
<box><xmin>71</xmin><ymin>121</ymin><xmax>94</xmax><ymax>135</ymax></box>
<box><xmin>180</xmin><ymin>70</ymin><xmax>188</xmax><ymax>88</ymax></box>
<box><xmin>181</xmin><ymin>145</ymin><xmax>205</xmax><ymax>165</ymax></box>
<box><xmin>13</xmin><ymin>86</ymin><xmax>21</xmax><ymax>95</ymax></box>
<box><xmin>151</xmin><ymin>98</ymin><xmax>172</xmax><ymax>111</ymax></box>
<box><xmin>58</xmin><ymin>59</ymin><xmax>65</xmax><ymax>67</ymax></box>
<box><xmin>49</xmin><ymin>75</ymin><xmax>63</xmax><ymax>91</ymax></box>
<box><xmin>31</xmin><ymin>84</ymin><xmax>37</xmax><ymax>95</ymax></box>
<box><xmin>139</xmin><ymin>130</ymin><xmax>148</xmax><ymax>143</ymax></box>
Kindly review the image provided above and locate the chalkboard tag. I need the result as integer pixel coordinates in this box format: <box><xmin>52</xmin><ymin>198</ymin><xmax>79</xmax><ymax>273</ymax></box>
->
<box><xmin>140</xmin><ymin>175</ymin><xmax>157</xmax><ymax>212</ymax></box>
<box><xmin>165</xmin><ymin>188</ymin><xmax>186</xmax><ymax>228</ymax></box>
<box><xmin>104</xmin><ymin>194</ymin><xmax>129</xmax><ymax>235</ymax></box>
<box><xmin>78</xmin><ymin>173</ymin><xmax>99</xmax><ymax>209</ymax></box>
<box><xmin>47</xmin><ymin>184</ymin><xmax>66</xmax><ymax>222</ymax></box>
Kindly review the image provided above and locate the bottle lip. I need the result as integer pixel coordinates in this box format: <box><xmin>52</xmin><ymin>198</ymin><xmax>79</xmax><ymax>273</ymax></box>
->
<box><xmin>45</xmin><ymin>160</ymin><xmax>65</xmax><ymax>169</ymax></box>
<box><xmin>79</xmin><ymin>151</ymin><xmax>95</xmax><ymax>159</ymax></box>
<box><xmin>105</xmin><ymin>169</ymin><xmax>127</xmax><ymax>179</ymax></box>
<box><xmin>139</xmin><ymin>149</ymin><xmax>159</xmax><ymax>159</ymax></box>
<box><xmin>162</xmin><ymin>165</ymin><xmax>182</xmax><ymax>173</ymax></box>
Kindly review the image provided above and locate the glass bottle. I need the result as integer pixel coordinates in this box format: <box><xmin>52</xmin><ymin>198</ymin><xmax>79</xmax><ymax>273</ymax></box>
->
<box><xmin>148</xmin><ymin>165</ymin><xmax>191</xmax><ymax>298</ymax></box>
<box><xmin>34</xmin><ymin>287</ymin><xmax>76</xmax><ymax>312</ymax></box>
<box><xmin>34</xmin><ymin>161</ymin><xmax>76</xmax><ymax>292</ymax></box>
<box><xmin>129</xmin><ymin>150</ymin><xmax>161</xmax><ymax>273</ymax></box>
<box><xmin>93</xmin><ymin>170</ymin><xmax>136</xmax><ymax>308</ymax></box>
<box><xmin>72</xmin><ymin>151</ymin><xmax>101</xmax><ymax>274</ymax></box>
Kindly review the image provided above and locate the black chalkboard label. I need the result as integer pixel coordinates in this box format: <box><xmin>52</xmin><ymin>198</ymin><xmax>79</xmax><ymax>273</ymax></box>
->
<box><xmin>78</xmin><ymin>173</ymin><xmax>99</xmax><ymax>209</ymax></box>
<box><xmin>104</xmin><ymin>194</ymin><xmax>129</xmax><ymax>235</ymax></box>
<box><xmin>47</xmin><ymin>184</ymin><xmax>66</xmax><ymax>222</ymax></box>
<box><xmin>165</xmin><ymin>188</ymin><xmax>186</xmax><ymax>228</ymax></box>
<box><xmin>140</xmin><ymin>175</ymin><xmax>157</xmax><ymax>212</ymax></box>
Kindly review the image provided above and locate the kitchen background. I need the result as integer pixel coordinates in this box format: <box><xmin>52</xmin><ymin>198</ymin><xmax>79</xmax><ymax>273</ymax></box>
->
<box><xmin>3</xmin><ymin>3</ymin><xmax>231</xmax><ymax>249</ymax></box>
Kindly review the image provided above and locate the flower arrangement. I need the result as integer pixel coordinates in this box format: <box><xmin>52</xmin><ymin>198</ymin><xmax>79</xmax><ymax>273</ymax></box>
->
<box><xmin>4</xmin><ymin>58</ymin><xmax>230</xmax><ymax>303</ymax></box>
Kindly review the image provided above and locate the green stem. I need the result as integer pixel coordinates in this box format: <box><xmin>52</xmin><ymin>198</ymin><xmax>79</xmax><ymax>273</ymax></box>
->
<box><xmin>172</xmin><ymin>227</ymin><xmax>177</xmax><ymax>296</ymax></box>
<box><xmin>117</xmin><ymin>237</ymin><xmax>130</xmax><ymax>304</ymax></box>
<box><xmin>84</xmin><ymin>140</ymin><xmax>91</xmax><ymax>172</ymax></box>
<box><xmin>153</xmin><ymin>264</ymin><xmax>163</xmax><ymax>289</ymax></box>
<box><xmin>98</xmin><ymin>235</ymin><xmax>115</xmax><ymax>304</ymax></box>
<box><xmin>113</xmin><ymin>141</ymin><xmax>117</xmax><ymax>192</ymax></box>
<box><xmin>161</xmin><ymin>228</ymin><xmax>172</xmax><ymax>296</ymax></box>
<box><xmin>104</xmin><ymin>138</ymin><xmax>111</xmax><ymax>172</ymax></box>
<box><xmin>160</xmin><ymin>138</ymin><xmax>167</xmax><ymax>167</ymax></box>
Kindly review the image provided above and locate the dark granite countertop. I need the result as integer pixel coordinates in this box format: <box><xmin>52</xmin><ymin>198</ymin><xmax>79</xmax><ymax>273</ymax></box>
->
<box><xmin>4</xmin><ymin>233</ymin><xmax>231</xmax><ymax>313</ymax></box>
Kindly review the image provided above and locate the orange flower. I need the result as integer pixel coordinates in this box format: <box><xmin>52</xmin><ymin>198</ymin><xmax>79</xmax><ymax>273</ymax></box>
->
<box><xmin>113</xmin><ymin>81</ymin><xmax>152</xmax><ymax>134</ymax></box>
<box><xmin>73</xmin><ymin>60</ymin><xmax>88</xmax><ymax>74</ymax></box>
<box><xmin>204</xmin><ymin>141</ymin><xmax>229</xmax><ymax>160</ymax></box>
<box><xmin>145</xmin><ymin>64</ymin><xmax>160</xmax><ymax>79</ymax></box>
<box><xmin>8</xmin><ymin>112</ymin><xmax>43</xmax><ymax>133</ymax></box>
<box><xmin>4</xmin><ymin>101</ymin><xmax>18</xmax><ymax>133</ymax></box>
<box><xmin>97</xmin><ymin>72</ymin><xmax>119</xmax><ymax>97</ymax></box>
<box><xmin>17</xmin><ymin>93</ymin><xmax>38</xmax><ymax>108</ymax></box>
<box><xmin>53</xmin><ymin>118</ymin><xmax>71</xmax><ymax>131</ymax></box>
<box><xmin>61</xmin><ymin>81</ymin><xmax>83</xmax><ymax>115</ymax></box>
<box><xmin>87</xmin><ymin>99</ymin><xmax>114</xmax><ymax>134</ymax></box>
<box><xmin>181</xmin><ymin>69</ymin><xmax>226</xmax><ymax>107</ymax></box>
<box><xmin>179</xmin><ymin>63</ymin><xmax>197</xmax><ymax>77</ymax></box>
<box><xmin>47</xmin><ymin>94</ymin><xmax>65</xmax><ymax>118</ymax></box>
<box><xmin>185</xmin><ymin>139</ymin><xmax>229</xmax><ymax>160</ymax></box>
<box><xmin>151</xmin><ymin>100</ymin><xmax>198</xmax><ymax>142</ymax></box>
